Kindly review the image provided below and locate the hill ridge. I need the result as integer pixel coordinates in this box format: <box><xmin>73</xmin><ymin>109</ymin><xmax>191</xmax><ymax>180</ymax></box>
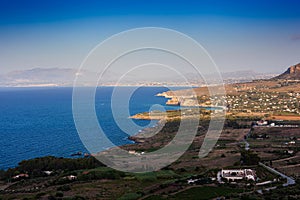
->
<box><xmin>273</xmin><ymin>63</ymin><xmax>300</xmax><ymax>80</ymax></box>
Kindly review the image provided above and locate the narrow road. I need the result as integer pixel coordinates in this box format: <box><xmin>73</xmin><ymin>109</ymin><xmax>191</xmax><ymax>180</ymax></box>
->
<box><xmin>258</xmin><ymin>162</ymin><xmax>296</xmax><ymax>187</ymax></box>
<box><xmin>243</xmin><ymin>129</ymin><xmax>251</xmax><ymax>151</ymax></box>
<box><xmin>244</xmin><ymin>140</ymin><xmax>250</xmax><ymax>151</ymax></box>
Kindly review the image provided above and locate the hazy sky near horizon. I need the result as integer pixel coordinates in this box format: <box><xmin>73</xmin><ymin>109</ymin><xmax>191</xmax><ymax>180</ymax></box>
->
<box><xmin>0</xmin><ymin>0</ymin><xmax>300</xmax><ymax>74</ymax></box>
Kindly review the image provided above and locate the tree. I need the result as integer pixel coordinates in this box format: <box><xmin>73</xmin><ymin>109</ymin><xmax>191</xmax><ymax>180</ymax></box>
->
<box><xmin>241</xmin><ymin>150</ymin><xmax>260</xmax><ymax>165</ymax></box>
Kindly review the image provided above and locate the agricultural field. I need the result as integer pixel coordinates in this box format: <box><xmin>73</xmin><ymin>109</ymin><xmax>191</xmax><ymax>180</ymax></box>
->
<box><xmin>249</xmin><ymin>123</ymin><xmax>300</xmax><ymax>177</ymax></box>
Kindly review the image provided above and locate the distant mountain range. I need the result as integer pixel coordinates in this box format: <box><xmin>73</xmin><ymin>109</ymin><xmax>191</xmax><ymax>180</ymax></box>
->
<box><xmin>0</xmin><ymin>68</ymin><xmax>94</xmax><ymax>87</ymax></box>
<box><xmin>0</xmin><ymin>67</ymin><xmax>280</xmax><ymax>87</ymax></box>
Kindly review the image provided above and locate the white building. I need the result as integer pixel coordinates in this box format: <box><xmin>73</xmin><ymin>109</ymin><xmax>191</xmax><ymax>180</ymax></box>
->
<box><xmin>257</xmin><ymin>120</ymin><xmax>268</xmax><ymax>126</ymax></box>
<box><xmin>220</xmin><ymin>169</ymin><xmax>256</xmax><ymax>182</ymax></box>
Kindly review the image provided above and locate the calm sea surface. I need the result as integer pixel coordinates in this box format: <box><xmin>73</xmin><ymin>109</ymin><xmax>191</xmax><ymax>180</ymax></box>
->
<box><xmin>0</xmin><ymin>87</ymin><xmax>182</xmax><ymax>170</ymax></box>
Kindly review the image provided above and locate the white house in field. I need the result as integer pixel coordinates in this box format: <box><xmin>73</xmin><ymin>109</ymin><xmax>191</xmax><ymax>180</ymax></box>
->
<box><xmin>220</xmin><ymin>169</ymin><xmax>256</xmax><ymax>182</ymax></box>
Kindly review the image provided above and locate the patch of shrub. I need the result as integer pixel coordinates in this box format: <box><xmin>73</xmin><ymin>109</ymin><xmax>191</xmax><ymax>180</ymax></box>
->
<box><xmin>57</xmin><ymin>184</ymin><xmax>71</xmax><ymax>191</ymax></box>
<box><xmin>56</xmin><ymin>191</ymin><xmax>64</xmax><ymax>197</ymax></box>
<box><xmin>118</xmin><ymin>192</ymin><xmax>142</xmax><ymax>200</ymax></box>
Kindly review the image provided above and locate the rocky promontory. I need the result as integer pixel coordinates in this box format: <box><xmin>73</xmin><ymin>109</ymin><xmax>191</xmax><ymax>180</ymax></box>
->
<box><xmin>274</xmin><ymin>63</ymin><xmax>300</xmax><ymax>80</ymax></box>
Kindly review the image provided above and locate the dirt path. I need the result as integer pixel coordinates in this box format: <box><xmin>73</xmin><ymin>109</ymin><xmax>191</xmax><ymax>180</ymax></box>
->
<box><xmin>277</xmin><ymin>163</ymin><xmax>300</xmax><ymax>169</ymax></box>
<box><xmin>272</xmin><ymin>155</ymin><xmax>299</xmax><ymax>163</ymax></box>
<box><xmin>270</xmin><ymin>115</ymin><xmax>300</xmax><ymax>121</ymax></box>
<box><xmin>0</xmin><ymin>183</ymin><xmax>14</xmax><ymax>191</ymax></box>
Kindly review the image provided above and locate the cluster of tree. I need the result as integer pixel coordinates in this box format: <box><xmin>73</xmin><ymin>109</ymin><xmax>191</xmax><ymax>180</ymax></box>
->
<box><xmin>160</xmin><ymin>116</ymin><xmax>257</xmax><ymax>134</ymax></box>
<box><xmin>0</xmin><ymin>156</ymin><xmax>104</xmax><ymax>180</ymax></box>
<box><xmin>76</xmin><ymin>169</ymin><xmax>125</xmax><ymax>181</ymax></box>
<box><xmin>240</xmin><ymin>150</ymin><xmax>261</xmax><ymax>165</ymax></box>
<box><xmin>159</xmin><ymin>119</ymin><xmax>211</xmax><ymax>134</ymax></box>
<box><xmin>225</xmin><ymin>119</ymin><xmax>252</xmax><ymax>129</ymax></box>
<box><xmin>160</xmin><ymin>120</ymin><xmax>181</xmax><ymax>133</ymax></box>
<box><xmin>250</xmin><ymin>133</ymin><xmax>268</xmax><ymax>139</ymax></box>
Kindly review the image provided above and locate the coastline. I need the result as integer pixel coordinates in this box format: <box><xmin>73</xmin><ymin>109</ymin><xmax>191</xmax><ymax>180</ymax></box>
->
<box><xmin>128</xmin><ymin>119</ymin><xmax>166</xmax><ymax>143</ymax></box>
<box><xmin>4</xmin><ymin>85</ymin><xmax>300</xmax><ymax>170</ymax></box>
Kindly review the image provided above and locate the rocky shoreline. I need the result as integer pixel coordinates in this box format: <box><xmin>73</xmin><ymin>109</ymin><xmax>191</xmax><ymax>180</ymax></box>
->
<box><xmin>128</xmin><ymin>119</ymin><xmax>166</xmax><ymax>143</ymax></box>
<box><xmin>156</xmin><ymin>91</ymin><xmax>200</xmax><ymax>107</ymax></box>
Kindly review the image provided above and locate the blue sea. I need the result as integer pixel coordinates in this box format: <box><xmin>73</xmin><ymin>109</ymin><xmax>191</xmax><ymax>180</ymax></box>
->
<box><xmin>0</xmin><ymin>87</ymin><xmax>181</xmax><ymax>170</ymax></box>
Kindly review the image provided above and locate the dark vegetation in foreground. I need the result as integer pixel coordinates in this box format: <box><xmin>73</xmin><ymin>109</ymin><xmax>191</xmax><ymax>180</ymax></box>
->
<box><xmin>0</xmin><ymin>157</ymin><xmax>104</xmax><ymax>181</ymax></box>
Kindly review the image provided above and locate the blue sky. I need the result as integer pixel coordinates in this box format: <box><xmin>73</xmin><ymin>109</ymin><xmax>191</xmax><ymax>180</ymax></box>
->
<box><xmin>0</xmin><ymin>0</ymin><xmax>300</xmax><ymax>74</ymax></box>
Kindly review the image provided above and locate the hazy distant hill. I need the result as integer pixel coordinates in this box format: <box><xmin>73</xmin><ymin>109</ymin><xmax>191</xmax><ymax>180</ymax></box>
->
<box><xmin>0</xmin><ymin>67</ymin><xmax>279</xmax><ymax>87</ymax></box>
<box><xmin>221</xmin><ymin>70</ymin><xmax>277</xmax><ymax>80</ymax></box>
<box><xmin>273</xmin><ymin>63</ymin><xmax>300</xmax><ymax>80</ymax></box>
<box><xmin>0</xmin><ymin>68</ymin><xmax>94</xmax><ymax>87</ymax></box>
<box><xmin>185</xmin><ymin>70</ymin><xmax>279</xmax><ymax>84</ymax></box>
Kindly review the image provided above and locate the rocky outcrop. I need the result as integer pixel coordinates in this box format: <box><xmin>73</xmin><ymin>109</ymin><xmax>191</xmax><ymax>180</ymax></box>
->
<box><xmin>274</xmin><ymin>63</ymin><xmax>300</xmax><ymax>80</ymax></box>
<box><xmin>289</xmin><ymin>65</ymin><xmax>300</xmax><ymax>74</ymax></box>
<box><xmin>166</xmin><ymin>97</ymin><xmax>180</xmax><ymax>106</ymax></box>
